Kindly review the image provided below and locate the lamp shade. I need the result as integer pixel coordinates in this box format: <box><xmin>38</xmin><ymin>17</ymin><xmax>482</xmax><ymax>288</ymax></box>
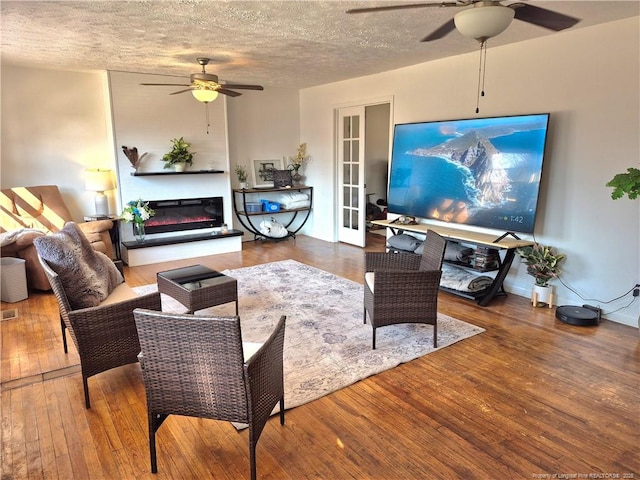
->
<box><xmin>85</xmin><ymin>169</ymin><xmax>114</xmax><ymax>192</ymax></box>
<box><xmin>192</xmin><ymin>88</ymin><xmax>219</xmax><ymax>103</ymax></box>
<box><xmin>454</xmin><ymin>5</ymin><xmax>514</xmax><ymax>41</ymax></box>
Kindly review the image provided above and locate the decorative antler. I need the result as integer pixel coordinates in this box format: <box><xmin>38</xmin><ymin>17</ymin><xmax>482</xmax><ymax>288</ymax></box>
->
<box><xmin>121</xmin><ymin>146</ymin><xmax>148</xmax><ymax>170</ymax></box>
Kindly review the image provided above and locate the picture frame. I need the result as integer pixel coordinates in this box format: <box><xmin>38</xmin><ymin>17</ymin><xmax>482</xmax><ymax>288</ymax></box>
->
<box><xmin>252</xmin><ymin>159</ymin><xmax>284</xmax><ymax>188</ymax></box>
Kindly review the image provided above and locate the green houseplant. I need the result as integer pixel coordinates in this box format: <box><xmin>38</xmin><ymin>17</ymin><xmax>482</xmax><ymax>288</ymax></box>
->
<box><xmin>235</xmin><ymin>164</ymin><xmax>249</xmax><ymax>188</ymax></box>
<box><xmin>517</xmin><ymin>243</ymin><xmax>566</xmax><ymax>307</ymax></box>
<box><xmin>162</xmin><ymin>137</ymin><xmax>194</xmax><ymax>171</ymax></box>
<box><xmin>516</xmin><ymin>243</ymin><xmax>566</xmax><ymax>287</ymax></box>
<box><xmin>606</xmin><ymin>167</ymin><xmax>640</xmax><ymax>200</ymax></box>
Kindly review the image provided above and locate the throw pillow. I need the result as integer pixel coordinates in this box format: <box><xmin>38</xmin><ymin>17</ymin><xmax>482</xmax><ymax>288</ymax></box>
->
<box><xmin>34</xmin><ymin>222</ymin><xmax>124</xmax><ymax>309</ymax></box>
<box><xmin>387</xmin><ymin>234</ymin><xmax>422</xmax><ymax>252</ymax></box>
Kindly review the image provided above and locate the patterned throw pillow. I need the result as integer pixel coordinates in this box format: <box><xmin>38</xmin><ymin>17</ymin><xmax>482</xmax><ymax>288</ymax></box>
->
<box><xmin>34</xmin><ymin>222</ymin><xmax>123</xmax><ymax>309</ymax></box>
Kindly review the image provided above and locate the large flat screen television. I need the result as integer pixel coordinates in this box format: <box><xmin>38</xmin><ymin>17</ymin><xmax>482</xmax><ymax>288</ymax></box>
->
<box><xmin>387</xmin><ymin>113</ymin><xmax>550</xmax><ymax>234</ymax></box>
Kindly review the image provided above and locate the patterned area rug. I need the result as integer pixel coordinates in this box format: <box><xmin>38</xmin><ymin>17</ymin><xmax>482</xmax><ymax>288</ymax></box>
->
<box><xmin>134</xmin><ymin>259</ymin><xmax>484</xmax><ymax>417</ymax></box>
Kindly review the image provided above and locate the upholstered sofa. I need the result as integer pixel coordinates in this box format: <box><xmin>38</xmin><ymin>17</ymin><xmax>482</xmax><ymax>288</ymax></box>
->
<box><xmin>1</xmin><ymin>185</ymin><xmax>114</xmax><ymax>291</ymax></box>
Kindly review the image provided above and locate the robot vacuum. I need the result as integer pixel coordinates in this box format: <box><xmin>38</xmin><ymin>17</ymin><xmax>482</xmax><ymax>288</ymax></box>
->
<box><xmin>555</xmin><ymin>305</ymin><xmax>600</xmax><ymax>326</ymax></box>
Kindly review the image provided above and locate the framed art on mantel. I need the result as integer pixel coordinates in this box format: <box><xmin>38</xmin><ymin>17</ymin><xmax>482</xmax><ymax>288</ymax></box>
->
<box><xmin>252</xmin><ymin>159</ymin><xmax>284</xmax><ymax>188</ymax></box>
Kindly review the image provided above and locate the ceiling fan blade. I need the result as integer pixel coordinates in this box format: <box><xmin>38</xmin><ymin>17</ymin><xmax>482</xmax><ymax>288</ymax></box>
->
<box><xmin>420</xmin><ymin>18</ymin><xmax>457</xmax><ymax>42</ymax></box>
<box><xmin>218</xmin><ymin>89</ymin><xmax>242</xmax><ymax>97</ymax></box>
<box><xmin>222</xmin><ymin>83</ymin><xmax>264</xmax><ymax>91</ymax></box>
<box><xmin>170</xmin><ymin>88</ymin><xmax>194</xmax><ymax>95</ymax></box>
<box><xmin>510</xmin><ymin>3</ymin><xmax>580</xmax><ymax>31</ymax></box>
<box><xmin>140</xmin><ymin>83</ymin><xmax>191</xmax><ymax>87</ymax></box>
<box><xmin>346</xmin><ymin>2</ymin><xmax>459</xmax><ymax>14</ymax></box>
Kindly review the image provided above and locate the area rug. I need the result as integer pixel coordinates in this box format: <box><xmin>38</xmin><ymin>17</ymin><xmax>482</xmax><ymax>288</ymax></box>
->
<box><xmin>133</xmin><ymin>259</ymin><xmax>484</xmax><ymax>418</ymax></box>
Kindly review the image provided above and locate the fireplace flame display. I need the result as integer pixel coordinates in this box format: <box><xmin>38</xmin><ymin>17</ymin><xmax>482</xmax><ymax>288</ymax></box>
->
<box><xmin>140</xmin><ymin>197</ymin><xmax>223</xmax><ymax>235</ymax></box>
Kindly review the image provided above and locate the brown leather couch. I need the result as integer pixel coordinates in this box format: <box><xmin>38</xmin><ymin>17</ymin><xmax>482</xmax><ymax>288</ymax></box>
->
<box><xmin>1</xmin><ymin>185</ymin><xmax>114</xmax><ymax>291</ymax></box>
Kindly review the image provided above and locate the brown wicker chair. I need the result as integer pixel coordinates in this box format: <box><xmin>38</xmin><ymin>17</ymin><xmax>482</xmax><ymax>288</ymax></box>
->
<box><xmin>364</xmin><ymin>229</ymin><xmax>447</xmax><ymax>349</ymax></box>
<box><xmin>38</xmin><ymin>256</ymin><xmax>162</xmax><ymax>408</ymax></box>
<box><xmin>133</xmin><ymin>309</ymin><xmax>286</xmax><ymax>480</ymax></box>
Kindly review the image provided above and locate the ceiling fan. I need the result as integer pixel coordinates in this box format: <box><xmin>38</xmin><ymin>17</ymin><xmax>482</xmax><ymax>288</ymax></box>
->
<box><xmin>346</xmin><ymin>1</ymin><xmax>580</xmax><ymax>43</ymax></box>
<box><xmin>348</xmin><ymin>1</ymin><xmax>580</xmax><ymax>114</ymax></box>
<box><xmin>140</xmin><ymin>57</ymin><xmax>264</xmax><ymax>103</ymax></box>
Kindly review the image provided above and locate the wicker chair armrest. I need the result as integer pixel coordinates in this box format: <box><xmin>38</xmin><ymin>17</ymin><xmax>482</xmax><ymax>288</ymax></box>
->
<box><xmin>68</xmin><ymin>292</ymin><xmax>161</xmax><ymax>343</ymax></box>
<box><xmin>365</xmin><ymin>252</ymin><xmax>421</xmax><ymax>273</ymax></box>
<box><xmin>244</xmin><ymin>315</ymin><xmax>286</xmax><ymax>436</ymax></box>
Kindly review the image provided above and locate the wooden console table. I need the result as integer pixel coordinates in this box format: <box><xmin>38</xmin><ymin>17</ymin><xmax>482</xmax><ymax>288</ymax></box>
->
<box><xmin>371</xmin><ymin>219</ymin><xmax>534</xmax><ymax>306</ymax></box>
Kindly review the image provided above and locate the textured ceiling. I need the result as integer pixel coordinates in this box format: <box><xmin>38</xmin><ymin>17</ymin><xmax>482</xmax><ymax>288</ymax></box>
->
<box><xmin>1</xmin><ymin>1</ymin><xmax>638</xmax><ymax>89</ymax></box>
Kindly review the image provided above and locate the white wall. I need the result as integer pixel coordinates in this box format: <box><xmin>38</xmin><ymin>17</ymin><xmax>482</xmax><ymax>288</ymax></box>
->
<box><xmin>300</xmin><ymin>17</ymin><xmax>640</xmax><ymax>327</ymax></box>
<box><xmin>1</xmin><ymin>64</ymin><xmax>114</xmax><ymax>218</ymax></box>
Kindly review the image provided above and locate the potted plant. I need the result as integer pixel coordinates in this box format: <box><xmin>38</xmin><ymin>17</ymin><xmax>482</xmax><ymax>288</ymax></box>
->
<box><xmin>235</xmin><ymin>164</ymin><xmax>249</xmax><ymax>189</ymax></box>
<box><xmin>162</xmin><ymin>137</ymin><xmax>194</xmax><ymax>172</ymax></box>
<box><xmin>516</xmin><ymin>243</ymin><xmax>566</xmax><ymax>307</ymax></box>
<box><xmin>606</xmin><ymin>167</ymin><xmax>640</xmax><ymax>200</ymax></box>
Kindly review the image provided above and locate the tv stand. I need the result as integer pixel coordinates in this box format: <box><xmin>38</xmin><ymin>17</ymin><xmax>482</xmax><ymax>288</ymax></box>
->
<box><xmin>371</xmin><ymin>220</ymin><xmax>534</xmax><ymax>306</ymax></box>
<box><xmin>493</xmin><ymin>231</ymin><xmax>521</xmax><ymax>243</ymax></box>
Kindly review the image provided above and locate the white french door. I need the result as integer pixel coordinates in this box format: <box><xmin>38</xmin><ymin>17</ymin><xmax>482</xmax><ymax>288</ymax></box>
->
<box><xmin>337</xmin><ymin>106</ymin><xmax>366</xmax><ymax>247</ymax></box>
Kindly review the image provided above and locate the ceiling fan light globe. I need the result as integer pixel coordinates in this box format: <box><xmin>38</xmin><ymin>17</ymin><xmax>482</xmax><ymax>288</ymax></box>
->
<box><xmin>454</xmin><ymin>5</ymin><xmax>515</xmax><ymax>41</ymax></box>
<box><xmin>192</xmin><ymin>89</ymin><xmax>219</xmax><ymax>103</ymax></box>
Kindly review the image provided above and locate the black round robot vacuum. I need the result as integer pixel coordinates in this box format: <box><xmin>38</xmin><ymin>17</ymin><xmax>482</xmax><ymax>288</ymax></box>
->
<box><xmin>555</xmin><ymin>305</ymin><xmax>600</xmax><ymax>326</ymax></box>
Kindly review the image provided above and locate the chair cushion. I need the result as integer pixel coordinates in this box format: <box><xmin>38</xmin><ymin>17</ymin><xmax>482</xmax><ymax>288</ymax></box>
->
<box><xmin>243</xmin><ymin>342</ymin><xmax>263</xmax><ymax>361</ymax></box>
<box><xmin>100</xmin><ymin>282</ymin><xmax>139</xmax><ymax>306</ymax></box>
<box><xmin>365</xmin><ymin>272</ymin><xmax>375</xmax><ymax>293</ymax></box>
<box><xmin>34</xmin><ymin>222</ymin><xmax>124</xmax><ymax>309</ymax></box>
<box><xmin>387</xmin><ymin>234</ymin><xmax>422</xmax><ymax>252</ymax></box>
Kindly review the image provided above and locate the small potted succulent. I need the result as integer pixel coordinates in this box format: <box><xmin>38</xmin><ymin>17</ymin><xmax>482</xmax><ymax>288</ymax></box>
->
<box><xmin>516</xmin><ymin>243</ymin><xmax>566</xmax><ymax>307</ymax></box>
<box><xmin>162</xmin><ymin>137</ymin><xmax>194</xmax><ymax>172</ymax></box>
<box><xmin>235</xmin><ymin>164</ymin><xmax>249</xmax><ymax>189</ymax></box>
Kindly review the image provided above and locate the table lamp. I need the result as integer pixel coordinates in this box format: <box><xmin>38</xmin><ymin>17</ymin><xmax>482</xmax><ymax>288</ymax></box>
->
<box><xmin>85</xmin><ymin>169</ymin><xmax>114</xmax><ymax>216</ymax></box>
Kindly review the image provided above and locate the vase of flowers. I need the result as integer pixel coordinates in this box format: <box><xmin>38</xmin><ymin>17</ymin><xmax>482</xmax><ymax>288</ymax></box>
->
<box><xmin>120</xmin><ymin>199</ymin><xmax>155</xmax><ymax>243</ymax></box>
<box><xmin>287</xmin><ymin>142</ymin><xmax>309</xmax><ymax>186</ymax></box>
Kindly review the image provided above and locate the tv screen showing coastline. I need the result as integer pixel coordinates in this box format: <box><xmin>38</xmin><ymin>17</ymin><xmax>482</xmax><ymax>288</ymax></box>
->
<box><xmin>387</xmin><ymin>113</ymin><xmax>550</xmax><ymax>234</ymax></box>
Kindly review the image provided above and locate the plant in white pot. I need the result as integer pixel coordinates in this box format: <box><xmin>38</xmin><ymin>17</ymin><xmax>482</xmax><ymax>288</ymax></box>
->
<box><xmin>162</xmin><ymin>137</ymin><xmax>194</xmax><ymax>172</ymax></box>
<box><xmin>235</xmin><ymin>164</ymin><xmax>249</xmax><ymax>189</ymax></box>
<box><xmin>516</xmin><ymin>243</ymin><xmax>566</xmax><ymax>308</ymax></box>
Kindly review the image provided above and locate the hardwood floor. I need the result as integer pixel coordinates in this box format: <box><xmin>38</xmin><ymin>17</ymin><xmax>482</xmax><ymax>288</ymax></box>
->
<box><xmin>2</xmin><ymin>234</ymin><xmax>638</xmax><ymax>479</ymax></box>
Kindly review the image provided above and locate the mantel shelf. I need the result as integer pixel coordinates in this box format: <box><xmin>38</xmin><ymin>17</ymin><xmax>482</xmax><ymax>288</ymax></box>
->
<box><xmin>131</xmin><ymin>170</ymin><xmax>224</xmax><ymax>177</ymax></box>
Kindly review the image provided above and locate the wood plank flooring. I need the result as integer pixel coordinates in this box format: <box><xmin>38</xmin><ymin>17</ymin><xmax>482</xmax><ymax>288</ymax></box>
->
<box><xmin>1</xmin><ymin>234</ymin><xmax>638</xmax><ymax>479</ymax></box>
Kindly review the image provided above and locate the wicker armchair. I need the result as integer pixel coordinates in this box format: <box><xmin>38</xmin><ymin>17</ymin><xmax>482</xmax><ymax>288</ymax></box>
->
<box><xmin>133</xmin><ymin>309</ymin><xmax>286</xmax><ymax>480</ymax></box>
<box><xmin>364</xmin><ymin>229</ymin><xmax>446</xmax><ymax>349</ymax></box>
<box><xmin>38</xmin><ymin>256</ymin><xmax>162</xmax><ymax>408</ymax></box>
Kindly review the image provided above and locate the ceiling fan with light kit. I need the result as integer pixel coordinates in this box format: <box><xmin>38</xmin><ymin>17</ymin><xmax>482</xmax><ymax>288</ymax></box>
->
<box><xmin>141</xmin><ymin>57</ymin><xmax>264</xmax><ymax>132</ymax></box>
<box><xmin>347</xmin><ymin>0</ymin><xmax>580</xmax><ymax>111</ymax></box>
<box><xmin>141</xmin><ymin>57</ymin><xmax>264</xmax><ymax>102</ymax></box>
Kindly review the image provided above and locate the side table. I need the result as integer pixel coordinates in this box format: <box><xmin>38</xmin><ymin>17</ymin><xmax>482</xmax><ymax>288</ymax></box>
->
<box><xmin>84</xmin><ymin>214</ymin><xmax>122</xmax><ymax>261</ymax></box>
<box><xmin>157</xmin><ymin>264</ymin><xmax>238</xmax><ymax>314</ymax></box>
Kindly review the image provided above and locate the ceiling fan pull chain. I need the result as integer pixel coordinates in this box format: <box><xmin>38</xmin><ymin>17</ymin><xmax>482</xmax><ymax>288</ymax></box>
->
<box><xmin>475</xmin><ymin>40</ymin><xmax>489</xmax><ymax>114</ymax></box>
<box><xmin>475</xmin><ymin>40</ymin><xmax>484</xmax><ymax>114</ymax></box>
<box><xmin>481</xmin><ymin>40</ymin><xmax>487</xmax><ymax>99</ymax></box>
<box><xmin>205</xmin><ymin>103</ymin><xmax>211</xmax><ymax>135</ymax></box>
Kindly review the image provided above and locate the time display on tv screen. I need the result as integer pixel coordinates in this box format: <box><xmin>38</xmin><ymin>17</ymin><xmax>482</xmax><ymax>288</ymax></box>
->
<box><xmin>387</xmin><ymin>113</ymin><xmax>550</xmax><ymax>234</ymax></box>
